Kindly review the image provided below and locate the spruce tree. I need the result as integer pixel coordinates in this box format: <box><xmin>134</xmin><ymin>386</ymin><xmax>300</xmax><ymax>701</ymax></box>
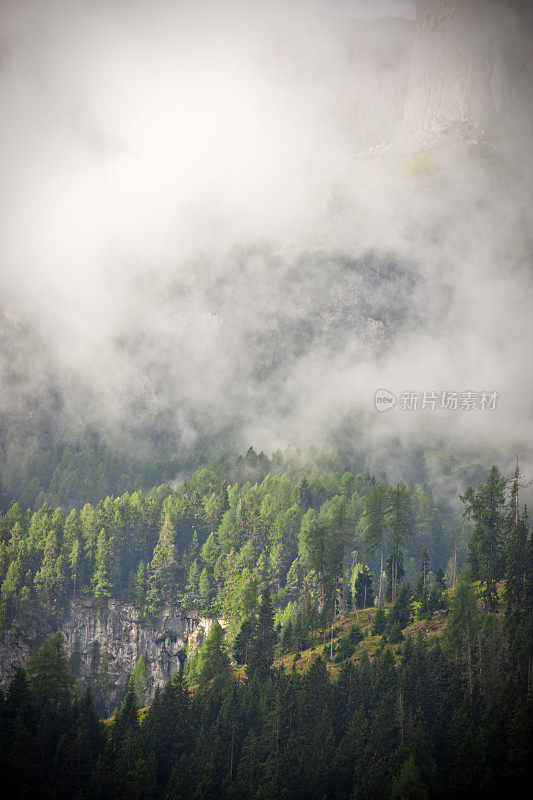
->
<box><xmin>461</xmin><ymin>466</ymin><xmax>506</xmax><ymax>610</ymax></box>
<box><xmin>361</xmin><ymin>482</ymin><xmax>388</xmax><ymax>606</ymax></box>
<box><xmin>247</xmin><ymin>587</ymin><xmax>276</xmax><ymax>681</ymax></box>
<box><xmin>386</xmin><ymin>481</ymin><xmax>413</xmax><ymax>604</ymax></box>
<box><xmin>354</xmin><ymin>566</ymin><xmax>374</xmax><ymax>609</ymax></box>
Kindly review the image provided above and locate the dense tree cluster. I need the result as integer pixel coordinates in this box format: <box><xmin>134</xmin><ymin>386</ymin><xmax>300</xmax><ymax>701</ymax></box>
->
<box><xmin>0</xmin><ymin>465</ymin><xmax>531</xmax><ymax>797</ymax></box>
<box><xmin>0</xmin><ymin>466</ymin><xmax>460</xmax><ymax>637</ymax></box>
<box><xmin>1</xmin><ymin>543</ymin><xmax>531</xmax><ymax>800</ymax></box>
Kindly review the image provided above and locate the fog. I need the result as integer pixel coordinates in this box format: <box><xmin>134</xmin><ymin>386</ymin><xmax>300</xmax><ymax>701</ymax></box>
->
<box><xmin>1</xmin><ymin>0</ymin><xmax>532</xmax><ymax>490</ymax></box>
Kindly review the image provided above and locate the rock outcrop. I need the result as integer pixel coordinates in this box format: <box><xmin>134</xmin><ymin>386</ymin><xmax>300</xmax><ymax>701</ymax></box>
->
<box><xmin>402</xmin><ymin>0</ymin><xmax>533</xmax><ymax>147</ymax></box>
<box><xmin>0</xmin><ymin>599</ymin><xmax>217</xmax><ymax>711</ymax></box>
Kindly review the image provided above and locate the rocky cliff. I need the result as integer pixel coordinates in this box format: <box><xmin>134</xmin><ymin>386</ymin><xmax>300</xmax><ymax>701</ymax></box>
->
<box><xmin>0</xmin><ymin>599</ymin><xmax>216</xmax><ymax>711</ymax></box>
<box><xmin>402</xmin><ymin>0</ymin><xmax>533</xmax><ymax>147</ymax></box>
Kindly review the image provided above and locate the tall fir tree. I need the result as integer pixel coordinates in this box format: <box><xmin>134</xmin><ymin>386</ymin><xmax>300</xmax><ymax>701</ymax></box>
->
<box><xmin>461</xmin><ymin>466</ymin><xmax>506</xmax><ymax>610</ymax></box>
<box><xmin>247</xmin><ymin>587</ymin><xmax>276</xmax><ymax>681</ymax></box>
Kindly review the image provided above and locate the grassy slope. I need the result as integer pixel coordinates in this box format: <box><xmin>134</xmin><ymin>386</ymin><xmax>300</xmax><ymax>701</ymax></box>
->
<box><xmin>274</xmin><ymin>605</ymin><xmax>449</xmax><ymax>679</ymax></box>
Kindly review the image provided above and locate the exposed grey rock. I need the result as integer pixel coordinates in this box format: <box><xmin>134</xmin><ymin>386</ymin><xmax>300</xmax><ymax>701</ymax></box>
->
<box><xmin>402</xmin><ymin>0</ymin><xmax>533</xmax><ymax>148</ymax></box>
<box><xmin>0</xmin><ymin>599</ymin><xmax>218</xmax><ymax>711</ymax></box>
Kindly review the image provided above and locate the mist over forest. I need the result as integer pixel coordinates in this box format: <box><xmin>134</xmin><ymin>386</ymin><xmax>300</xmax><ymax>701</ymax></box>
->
<box><xmin>1</xmin><ymin>0</ymin><xmax>532</xmax><ymax>510</ymax></box>
<box><xmin>1</xmin><ymin>4</ymin><xmax>532</xmax><ymax>799</ymax></box>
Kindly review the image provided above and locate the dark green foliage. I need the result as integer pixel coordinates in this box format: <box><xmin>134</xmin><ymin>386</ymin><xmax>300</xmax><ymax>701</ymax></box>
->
<box><xmin>461</xmin><ymin>466</ymin><xmax>506</xmax><ymax>610</ymax></box>
<box><xmin>385</xmin><ymin>620</ymin><xmax>404</xmax><ymax>644</ymax></box>
<box><xmin>386</xmin><ymin>550</ymin><xmax>405</xmax><ymax>602</ymax></box>
<box><xmin>24</xmin><ymin>632</ymin><xmax>73</xmax><ymax>708</ymax></box>
<box><xmin>386</xmin><ymin>480</ymin><xmax>413</xmax><ymax>603</ymax></box>
<box><xmin>388</xmin><ymin>581</ymin><xmax>412</xmax><ymax>630</ymax></box>
<box><xmin>334</xmin><ymin>623</ymin><xmax>363</xmax><ymax>662</ymax></box>
<box><xmin>246</xmin><ymin>587</ymin><xmax>276</xmax><ymax>681</ymax></box>
<box><xmin>372</xmin><ymin>605</ymin><xmax>387</xmax><ymax>635</ymax></box>
<box><xmin>435</xmin><ymin>567</ymin><xmax>446</xmax><ymax>591</ymax></box>
<box><xmin>233</xmin><ymin>616</ymin><xmax>255</xmax><ymax>664</ymax></box>
<box><xmin>0</xmin><ymin>462</ymin><xmax>531</xmax><ymax>797</ymax></box>
<box><xmin>1</xmin><ymin>578</ymin><xmax>532</xmax><ymax>800</ymax></box>
<box><xmin>354</xmin><ymin>565</ymin><xmax>374</xmax><ymax>608</ymax></box>
<box><xmin>390</xmin><ymin>755</ymin><xmax>428</xmax><ymax>800</ymax></box>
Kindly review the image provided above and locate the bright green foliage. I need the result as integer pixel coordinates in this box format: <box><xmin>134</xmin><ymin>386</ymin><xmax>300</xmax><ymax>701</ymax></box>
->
<box><xmin>0</xmin><ymin>463</ymin><xmax>508</xmax><ymax>664</ymax></box>
<box><xmin>147</xmin><ymin>515</ymin><xmax>177</xmax><ymax>608</ymax></box>
<box><xmin>194</xmin><ymin>621</ymin><xmax>231</xmax><ymax>688</ymax></box>
<box><xmin>132</xmin><ymin>656</ymin><xmax>147</xmax><ymax>704</ymax></box>
<box><xmin>34</xmin><ymin>530</ymin><xmax>63</xmax><ymax>606</ymax></box>
<box><xmin>92</xmin><ymin>529</ymin><xmax>112</xmax><ymax>611</ymax></box>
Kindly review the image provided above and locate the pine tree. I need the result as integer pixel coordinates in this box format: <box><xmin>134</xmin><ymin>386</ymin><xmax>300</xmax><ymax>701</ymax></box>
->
<box><xmin>372</xmin><ymin>606</ymin><xmax>387</xmax><ymax>635</ymax></box>
<box><xmin>443</xmin><ymin>573</ymin><xmax>481</xmax><ymax>695</ymax></box>
<box><xmin>419</xmin><ymin>547</ymin><xmax>430</xmax><ymax>588</ymax></box>
<box><xmin>25</xmin><ymin>633</ymin><xmax>73</xmax><ymax>709</ymax></box>
<box><xmin>92</xmin><ymin>529</ymin><xmax>112</xmax><ymax>612</ymax></box>
<box><xmin>134</xmin><ymin>560</ymin><xmax>147</xmax><ymax>608</ymax></box>
<box><xmin>362</xmin><ymin>482</ymin><xmax>388</xmax><ymax>606</ymax></box>
<box><xmin>461</xmin><ymin>466</ymin><xmax>506</xmax><ymax>611</ymax></box>
<box><xmin>386</xmin><ymin>551</ymin><xmax>404</xmax><ymax>603</ymax></box>
<box><xmin>247</xmin><ymin>587</ymin><xmax>276</xmax><ymax>681</ymax></box>
<box><xmin>195</xmin><ymin>621</ymin><xmax>231</xmax><ymax>688</ymax></box>
<box><xmin>147</xmin><ymin>515</ymin><xmax>177</xmax><ymax>609</ymax></box>
<box><xmin>354</xmin><ymin>565</ymin><xmax>374</xmax><ymax>609</ymax></box>
<box><xmin>386</xmin><ymin>481</ymin><xmax>413</xmax><ymax>604</ymax></box>
<box><xmin>131</xmin><ymin>656</ymin><xmax>147</xmax><ymax>705</ymax></box>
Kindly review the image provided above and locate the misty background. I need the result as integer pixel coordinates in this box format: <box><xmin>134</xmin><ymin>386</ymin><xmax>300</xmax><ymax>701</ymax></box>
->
<box><xmin>1</xmin><ymin>0</ymin><xmax>532</xmax><ymax>507</ymax></box>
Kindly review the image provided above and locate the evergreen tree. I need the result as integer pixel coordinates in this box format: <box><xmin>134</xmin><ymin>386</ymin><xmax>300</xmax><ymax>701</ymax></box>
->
<box><xmin>419</xmin><ymin>546</ymin><xmax>430</xmax><ymax>587</ymax></box>
<box><xmin>131</xmin><ymin>655</ymin><xmax>147</xmax><ymax>705</ymax></box>
<box><xmin>362</xmin><ymin>482</ymin><xmax>388</xmax><ymax>606</ymax></box>
<box><xmin>372</xmin><ymin>606</ymin><xmax>387</xmax><ymax>635</ymax></box>
<box><xmin>444</xmin><ymin>572</ymin><xmax>481</xmax><ymax>695</ymax></box>
<box><xmin>461</xmin><ymin>466</ymin><xmax>506</xmax><ymax>610</ymax></box>
<box><xmin>386</xmin><ymin>481</ymin><xmax>413</xmax><ymax>604</ymax></box>
<box><xmin>247</xmin><ymin>587</ymin><xmax>276</xmax><ymax>681</ymax></box>
<box><xmin>386</xmin><ymin>551</ymin><xmax>404</xmax><ymax>602</ymax></box>
<box><xmin>25</xmin><ymin>632</ymin><xmax>73</xmax><ymax>709</ymax></box>
<box><xmin>92</xmin><ymin>529</ymin><xmax>112</xmax><ymax>612</ymax></box>
<box><xmin>147</xmin><ymin>515</ymin><xmax>177</xmax><ymax>609</ymax></box>
<box><xmin>195</xmin><ymin>621</ymin><xmax>231</xmax><ymax>688</ymax></box>
<box><xmin>354</xmin><ymin>565</ymin><xmax>374</xmax><ymax>609</ymax></box>
<box><xmin>134</xmin><ymin>560</ymin><xmax>147</xmax><ymax>607</ymax></box>
<box><xmin>234</xmin><ymin>616</ymin><xmax>255</xmax><ymax>664</ymax></box>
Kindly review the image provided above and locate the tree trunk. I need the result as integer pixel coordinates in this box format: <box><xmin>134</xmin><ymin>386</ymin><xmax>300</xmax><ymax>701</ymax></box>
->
<box><xmin>342</xmin><ymin>550</ymin><xmax>346</xmax><ymax>614</ymax></box>
<box><xmin>378</xmin><ymin>538</ymin><xmax>384</xmax><ymax>606</ymax></box>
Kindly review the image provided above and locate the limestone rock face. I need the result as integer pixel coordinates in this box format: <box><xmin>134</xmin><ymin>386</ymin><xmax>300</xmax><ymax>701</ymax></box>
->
<box><xmin>402</xmin><ymin>0</ymin><xmax>533</xmax><ymax>146</ymax></box>
<box><xmin>0</xmin><ymin>599</ymin><xmax>217</xmax><ymax>710</ymax></box>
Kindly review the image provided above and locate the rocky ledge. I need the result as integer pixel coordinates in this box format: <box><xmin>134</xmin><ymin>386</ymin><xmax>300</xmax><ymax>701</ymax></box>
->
<box><xmin>0</xmin><ymin>599</ymin><xmax>216</xmax><ymax>710</ymax></box>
